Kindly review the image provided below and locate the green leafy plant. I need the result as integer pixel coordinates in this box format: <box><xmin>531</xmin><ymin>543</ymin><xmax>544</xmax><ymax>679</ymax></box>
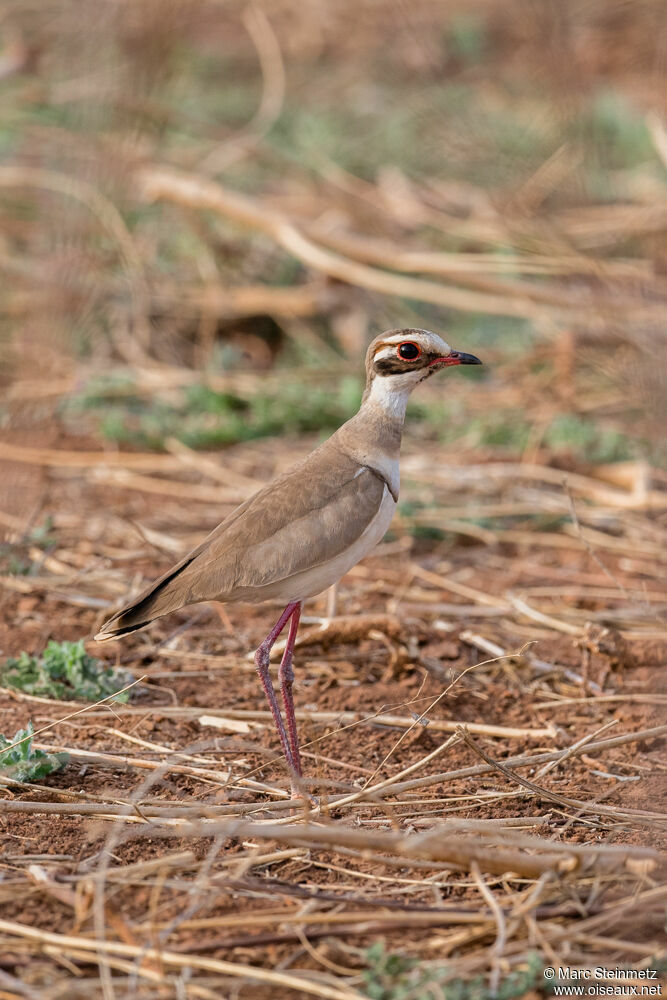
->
<box><xmin>0</xmin><ymin>723</ymin><xmax>69</xmax><ymax>783</ymax></box>
<box><xmin>362</xmin><ymin>943</ymin><xmax>544</xmax><ymax>1000</ymax></box>
<box><xmin>0</xmin><ymin>640</ymin><xmax>134</xmax><ymax>703</ymax></box>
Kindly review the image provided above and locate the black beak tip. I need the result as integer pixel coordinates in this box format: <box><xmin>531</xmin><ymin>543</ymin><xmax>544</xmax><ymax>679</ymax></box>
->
<box><xmin>452</xmin><ymin>350</ymin><xmax>483</xmax><ymax>366</ymax></box>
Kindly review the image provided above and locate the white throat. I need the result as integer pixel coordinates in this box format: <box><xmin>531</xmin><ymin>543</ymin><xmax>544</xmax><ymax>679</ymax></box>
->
<box><xmin>364</xmin><ymin>374</ymin><xmax>413</xmax><ymax>421</ymax></box>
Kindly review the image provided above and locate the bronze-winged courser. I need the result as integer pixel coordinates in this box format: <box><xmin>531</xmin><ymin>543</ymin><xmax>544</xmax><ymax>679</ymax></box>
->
<box><xmin>95</xmin><ymin>329</ymin><xmax>482</xmax><ymax>794</ymax></box>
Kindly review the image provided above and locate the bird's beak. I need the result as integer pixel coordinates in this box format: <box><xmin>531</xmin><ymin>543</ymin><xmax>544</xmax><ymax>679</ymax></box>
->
<box><xmin>430</xmin><ymin>350</ymin><xmax>483</xmax><ymax>368</ymax></box>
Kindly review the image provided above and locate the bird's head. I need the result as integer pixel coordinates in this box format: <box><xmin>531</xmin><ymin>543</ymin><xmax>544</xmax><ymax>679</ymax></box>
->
<box><xmin>362</xmin><ymin>328</ymin><xmax>482</xmax><ymax>414</ymax></box>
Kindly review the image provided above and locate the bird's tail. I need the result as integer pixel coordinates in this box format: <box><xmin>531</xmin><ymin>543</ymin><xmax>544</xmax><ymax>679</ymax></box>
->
<box><xmin>94</xmin><ymin>551</ymin><xmax>200</xmax><ymax>641</ymax></box>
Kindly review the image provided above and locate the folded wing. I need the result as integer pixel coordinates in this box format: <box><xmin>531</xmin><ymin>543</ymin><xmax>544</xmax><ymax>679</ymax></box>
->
<box><xmin>95</xmin><ymin>446</ymin><xmax>386</xmax><ymax>639</ymax></box>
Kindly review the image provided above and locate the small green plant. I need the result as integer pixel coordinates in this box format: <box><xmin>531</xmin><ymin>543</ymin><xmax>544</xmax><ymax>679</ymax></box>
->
<box><xmin>0</xmin><ymin>723</ymin><xmax>69</xmax><ymax>783</ymax></box>
<box><xmin>362</xmin><ymin>942</ymin><xmax>544</xmax><ymax>1000</ymax></box>
<box><xmin>363</xmin><ymin>944</ymin><xmax>415</xmax><ymax>1000</ymax></box>
<box><xmin>0</xmin><ymin>640</ymin><xmax>134</xmax><ymax>703</ymax></box>
<box><xmin>27</xmin><ymin>516</ymin><xmax>57</xmax><ymax>549</ymax></box>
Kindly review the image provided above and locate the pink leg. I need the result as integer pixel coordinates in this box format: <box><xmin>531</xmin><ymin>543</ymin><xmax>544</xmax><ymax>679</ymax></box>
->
<box><xmin>254</xmin><ymin>602</ymin><xmax>301</xmax><ymax>781</ymax></box>
<box><xmin>278</xmin><ymin>601</ymin><xmax>302</xmax><ymax>776</ymax></box>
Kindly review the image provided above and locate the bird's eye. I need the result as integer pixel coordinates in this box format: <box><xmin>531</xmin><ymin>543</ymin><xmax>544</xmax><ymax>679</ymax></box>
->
<box><xmin>398</xmin><ymin>342</ymin><xmax>420</xmax><ymax>360</ymax></box>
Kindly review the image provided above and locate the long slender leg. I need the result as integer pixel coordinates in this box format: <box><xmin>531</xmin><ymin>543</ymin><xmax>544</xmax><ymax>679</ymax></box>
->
<box><xmin>326</xmin><ymin>582</ymin><xmax>338</xmax><ymax>620</ymax></box>
<box><xmin>278</xmin><ymin>601</ymin><xmax>302</xmax><ymax>776</ymax></box>
<box><xmin>253</xmin><ymin>602</ymin><xmax>300</xmax><ymax>778</ymax></box>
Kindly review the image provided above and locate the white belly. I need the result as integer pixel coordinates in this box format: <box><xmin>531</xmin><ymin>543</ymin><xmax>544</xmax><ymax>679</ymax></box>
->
<box><xmin>257</xmin><ymin>485</ymin><xmax>397</xmax><ymax>603</ymax></box>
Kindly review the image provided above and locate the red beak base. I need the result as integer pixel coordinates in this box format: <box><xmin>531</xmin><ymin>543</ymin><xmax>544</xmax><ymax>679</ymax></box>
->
<box><xmin>430</xmin><ymin>350</ymin><xmax>483</xmax><ymax>368</ymax></box>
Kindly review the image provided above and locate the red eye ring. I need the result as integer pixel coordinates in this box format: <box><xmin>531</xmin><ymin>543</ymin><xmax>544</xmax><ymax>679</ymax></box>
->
<box><xmin>397</xmin><ymin>342</ymin><xmax>421</xmax><ymax>361</ymax></box>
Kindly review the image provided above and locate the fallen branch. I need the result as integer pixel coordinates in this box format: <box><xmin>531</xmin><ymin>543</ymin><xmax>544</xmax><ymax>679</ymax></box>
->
<box><xmin>137</xmin><ymin>165</ymin><xmax>562</xmax><ymax>322</ymax></box>
<box><xmin>120</xmin><ymin>817</ymin><xmax>662</xmax><ymax>880</ymax></box>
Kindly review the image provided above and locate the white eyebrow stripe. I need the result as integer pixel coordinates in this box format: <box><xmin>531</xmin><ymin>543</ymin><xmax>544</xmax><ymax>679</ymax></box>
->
<box><xmin>379</xmin><ymin>332</ymin><xmax>423</xmax><ymax>345</ymax></box>
<box><xmin>373</xmin><ymin>345</ymin><xmax>402</xmax><ymax>361</ymax></box>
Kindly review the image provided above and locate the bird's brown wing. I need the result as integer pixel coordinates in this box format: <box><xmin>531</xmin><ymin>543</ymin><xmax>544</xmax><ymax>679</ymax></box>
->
<box><xmin>95</xmin><ymin>442</ymin><xmax>386</xmax><ymax>638</ymax></box>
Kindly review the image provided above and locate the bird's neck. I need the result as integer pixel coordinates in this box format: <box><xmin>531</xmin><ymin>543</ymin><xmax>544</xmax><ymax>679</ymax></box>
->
<box><xmin>350</xmin><ymin>378</ymin><xmax>408</xmax><ymax>453</ymax></box>
<box><xmin>333</xmin><ymin>379</ymin><xmax>407</xmax><ymax>500</ymax></box>
<box><xmin>361</xmin><ymin>374</ymin><xmax>412</xmax><ymax>424</ymax></box>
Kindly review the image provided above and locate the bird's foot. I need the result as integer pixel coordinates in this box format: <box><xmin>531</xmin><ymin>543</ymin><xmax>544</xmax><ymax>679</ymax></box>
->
<box><xmin>288</xmin><ymin>775</ymin><xmax>319</xmax><ymax>811</ymax></box>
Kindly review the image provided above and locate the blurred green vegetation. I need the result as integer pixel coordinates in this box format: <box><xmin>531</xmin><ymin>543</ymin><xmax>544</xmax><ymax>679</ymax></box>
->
<box><xmin>65</xmin><ymin>374</ymin><xmax>364</xmax><ymax>449</ymax></box>
<box><xmin>1</xmin><ymin>0</ymin><xmax>663</xmax><ymax>458</ymax></box>
<box><xmin>64</xmin><ymin>371</ymin><xmax>636</xmax><ymax>464</ymax></box>
<box><xmin>259</xmin><ymin>78</ymin><xmax>655</xmax><ymax>196</ymax></box>
<box><xmin>0</xmin><ymin>517</ymin><xmax>57</xmax><ymax>577</ymax></box>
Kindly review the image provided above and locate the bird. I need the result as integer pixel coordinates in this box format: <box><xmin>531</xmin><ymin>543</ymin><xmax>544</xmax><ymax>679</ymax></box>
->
<box><xmin>95</xmin><ymin>328</ymin><xmax>482</xmax><ymax>794</ymax></box>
